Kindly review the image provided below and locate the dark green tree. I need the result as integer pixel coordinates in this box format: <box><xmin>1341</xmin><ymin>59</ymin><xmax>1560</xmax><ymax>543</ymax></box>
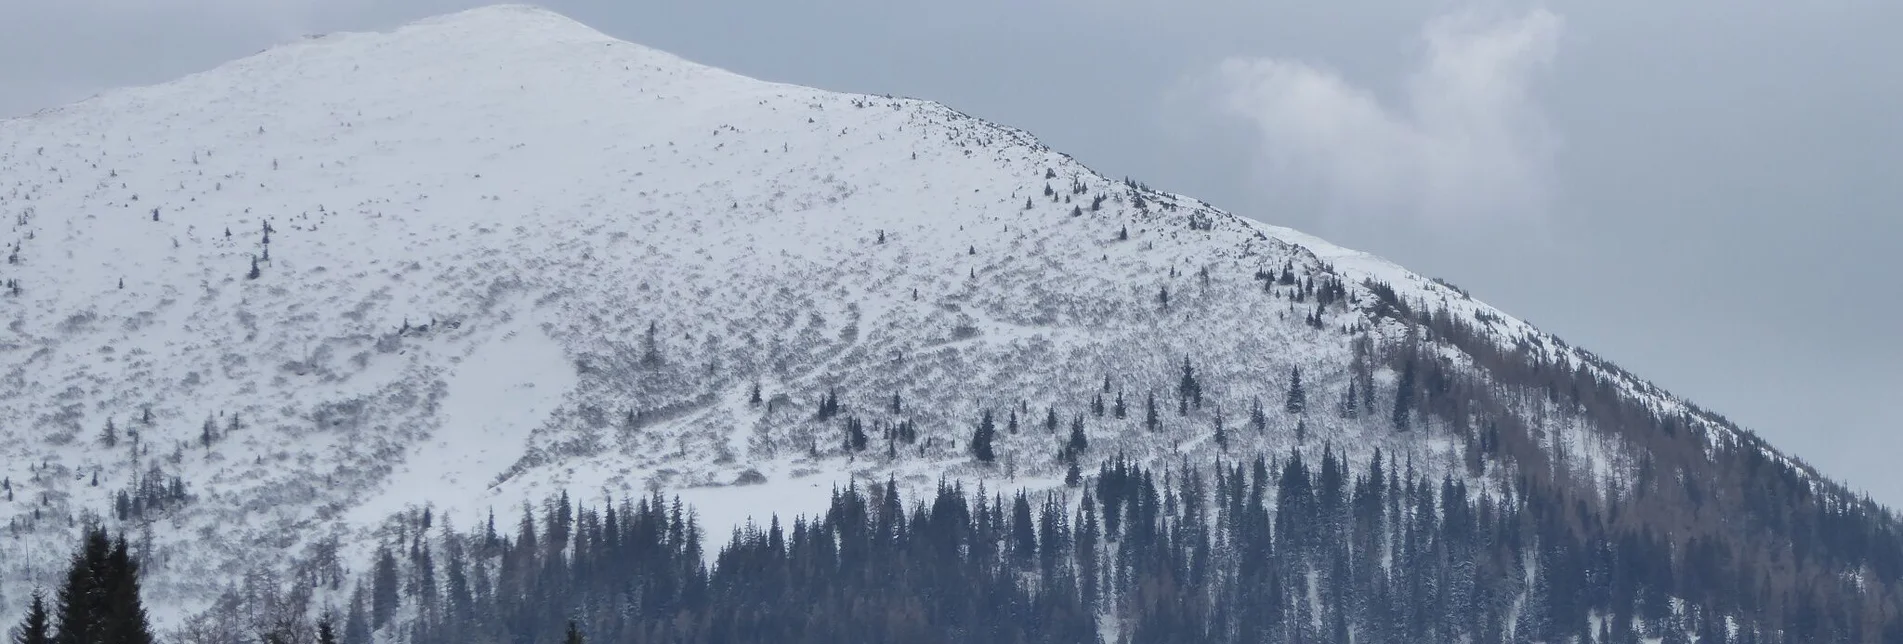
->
<box><xmin>371</xmin><ymin>547</ymin><xmax>399</xmax><ymax>627</ymax></box>
<box><xmin>1067</xmin><ymin>416</ymin><xmax>1088</xmax><ymax>456</ymax></box>
<box><xmin>1285</xmin><ymin>366</ymin><xmax>1306</xmax><ymax>415</ymax></box>
<box><xmin>1392</xmin><ymin>360</ymin><xmax>1415</xmax><ymax>431</ymax></box>
<box><xmin>13</xmin><ymin>590</ymin><xmax>48</xmax><ymax>644</ymax></box>
<box><xmin>971</xmin><ymin>410</ymin><xmax>997</xmax><ymax>463</ymax></box>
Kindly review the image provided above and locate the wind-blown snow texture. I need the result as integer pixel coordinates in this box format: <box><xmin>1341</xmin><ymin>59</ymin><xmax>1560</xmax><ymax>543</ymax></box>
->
<box><xmin>0</xmin><ymin>4</ymin><xmax>1808</xmax><ymax>627</ymax></box>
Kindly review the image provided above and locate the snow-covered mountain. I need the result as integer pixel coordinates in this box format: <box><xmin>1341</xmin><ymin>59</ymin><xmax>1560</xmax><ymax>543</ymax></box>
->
<box><xmin>0</xmin><ymin>4</ymin><xmax>1865</xmax><ymax>629</ymax></box>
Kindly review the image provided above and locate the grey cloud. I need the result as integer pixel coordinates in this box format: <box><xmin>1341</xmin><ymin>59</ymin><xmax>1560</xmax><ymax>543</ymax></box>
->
<box><xmin>1204</xmin><ymin>9</ymin><xmax>1562</xmax><ymax>229</ymax></box>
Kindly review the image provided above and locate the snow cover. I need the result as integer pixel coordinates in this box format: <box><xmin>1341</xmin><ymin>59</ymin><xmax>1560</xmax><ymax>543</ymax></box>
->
<box><xmin>0</xmin><ymin>3</ymin><xmax>1802</xmax><ymax>627</ymax></box>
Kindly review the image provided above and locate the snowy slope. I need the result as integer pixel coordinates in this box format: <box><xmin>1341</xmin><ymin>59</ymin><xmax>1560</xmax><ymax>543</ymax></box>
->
<box><xmin>0</xmin><ymin>4</ymin><xmax>1812</xmax><ymax>626</ymax></box>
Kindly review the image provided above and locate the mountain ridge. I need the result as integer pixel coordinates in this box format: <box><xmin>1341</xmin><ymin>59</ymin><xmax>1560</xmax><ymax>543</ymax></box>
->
<box><xmin>0</xmin><ymin>4</ymin><xmax>1880</xmax><ymax>633</ymax></box>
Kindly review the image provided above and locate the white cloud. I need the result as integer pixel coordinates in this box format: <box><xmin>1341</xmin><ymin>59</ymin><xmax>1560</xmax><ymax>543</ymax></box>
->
<box><xmin>1207</xmin><ymin>8</ymin><xmax>1563</xmax><ymax>226</ymax></box>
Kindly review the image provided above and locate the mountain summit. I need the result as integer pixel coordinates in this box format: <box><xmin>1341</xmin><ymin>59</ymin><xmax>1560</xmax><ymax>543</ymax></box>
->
<box><xmin>1</xmin><ymin>5</ymin><xmax>1894</xmax><ymax>637</ymax></box>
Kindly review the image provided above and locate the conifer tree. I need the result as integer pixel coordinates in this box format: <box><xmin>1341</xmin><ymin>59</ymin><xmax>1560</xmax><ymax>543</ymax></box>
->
<box><xmin>564</xmin><ymin>620</ymin><xmax>583</xmax><ymax>644</ymax></box>
<box><xmin>1114</xmin><ymin>392</ymin><xmax>1127</xmax><ymax>420</ymax></box>
<box><xmin>1068</xmin><ymin>416</ymin><xmax>1088</xmax><ymax>456</ymax></box>
<box><xmin>1177</xmin><ymin>358</ymin><xmax>1201</xmax><ymax>413</ymax></box>
<box><xmin>1392</xmin><ymin>360</ymin><xmax>1416</xmax><ymax>431</ymax></box>
<box><xmin>317</xmin><ymin>616</ymin><xmax>338</xmax><ymax>644</ymax></box>
<box><xmin>1145</xmin><ymin>392</ymin><xmax>1159</xmax><ymax>432</ymax></box>
<box><xmin>343</xmin><ymin>586</ymin><xmax>370</xmax><ymax>644</ymax></box>
<box><xmin>49</xmin><ymin>529</ymin><xmax>151</xmax><ymax>644</ymax></box>
<box><xmin>972</xmin><ymin>410</ymin><xmax>997</xmax><ymax>463</ymax></box>
<box><xmin>12</xmin><ymin>590</ymin><xmax>48</xmax><ymax>644</ymax></box>
<box><xmin>371</xmin><ymin>547</ymin><xmax>399</xmax><ymax>627</ymax></box>
<box><xmin>1285</xmin><ymin>366</ymin><xmax>1306</xmax><ymax>415</ymax></box>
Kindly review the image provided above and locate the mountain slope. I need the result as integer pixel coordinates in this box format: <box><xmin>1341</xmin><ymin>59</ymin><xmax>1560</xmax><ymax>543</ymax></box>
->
<box><xmin>0</xmin><ymin>4</ymin><xmax>1889</xmax><ymax>632</ymax></box>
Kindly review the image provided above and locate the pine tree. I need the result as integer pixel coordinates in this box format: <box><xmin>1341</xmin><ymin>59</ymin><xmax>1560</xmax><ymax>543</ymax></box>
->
<box><xmin>247</xmin><ymin>255</ymin><xmax>261</xmax><ymax>280</ymax></box>
<box><xmin>1285</xmin><ymin>366</ymin><xmax>1306</xmax><ymax>415</ymax></box>
<box><xmin>1250</xmin><ymin>397</ymin><xmax>1267</xmax><ymax>433</ymax></box>
<box><xmin>1214</xmin><ymin>409</ymin><xmax>1229</xmax><ymax>451</ymax></box>
<box><xmin>1045</xmin><ymin>406</ymin><xmax>1058</xmax><ymax>433</ymax></box>
<box><xmin>564</xmin><ymin>620</ymin><xmax>583</xmax><ymax>644</ymax></box>
<box><xmin>1068</xmin><ymin>416</ymin><xmax>1088</xmax><ymax>456</ymax></box>
<box><xmin>972</xmin><ymin>410</ymin><xmax>997</xmax><ymax>463</ymax></box>
<box><xmin>52</xmin><ymin>529</ymin><xmax>109</xmax><ymax>644</ymax></box>
<box><xmin>1114</xmin><ymin>392</ymin><xmax>1127</xmax><ymax>420</ymax></box>
<box><xmin>99</xmin><ymin>419</ymin><xmax>116</xmax><ymax>448</ymax></box>
<box><xmin>343</xmin><ymin>586</ymin><xmax>370</xmax><ymax>644</ymax></box>
<box><xmin>1392</xmin><ymin>360</ymin><xmax>1415</xmax><ymax>431</ymax></box>
<box><xmin>49</xmin><ymin>529</ymin><xmax>151</xmax><ymax>644</ymax></box>
<box><xmin>13</xmin><ymin>590</ymin><xmax>49</xmax><ymax>644</ymax></box>
<box><xmin>1177</xmin><ymin>358</ymin><xmax>1201</xmax><ymax>413</ymax></box>
<box><xmin>317</xmin><ymin>616</ymin><xmax>338</xmax><ymax>644</ymax></box>
<box><xmin>1145</xmin><ymin>392</ymin><xmax>1159</xmax><ymax>432</ymax></box>
<box><xmin>371</xmin><ymin>547</ymin><xmax>400</xmax><ymax>627</ymax></box>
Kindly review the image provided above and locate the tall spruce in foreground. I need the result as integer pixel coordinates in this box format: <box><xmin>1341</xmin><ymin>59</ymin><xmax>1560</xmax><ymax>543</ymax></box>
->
<box><xmin>11</xmin><ymin>590</ymin><xmax>48</xmax><ymax>644</ymax></box>
<box><xmin>46</xmin><ymin>528</ymin><xmax>151</xmax><ymax>644</ymax></box>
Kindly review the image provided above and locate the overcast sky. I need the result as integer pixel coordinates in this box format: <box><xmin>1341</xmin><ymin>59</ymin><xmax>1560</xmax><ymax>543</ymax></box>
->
<box><xmin>4</xmin><ymin>1</ymin><xmax>1900</xmax><ymax>504</ymax></box>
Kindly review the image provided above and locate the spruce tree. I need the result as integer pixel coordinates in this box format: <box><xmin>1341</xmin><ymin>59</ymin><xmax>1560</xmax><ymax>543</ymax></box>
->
<box><xmin>13</xmin><ymin>590</ymin><xmax>48</xmax><ymax>644</ymax></box>
<box><xmin>98</xmin><ymin>537</ymin><xmax>152</xmax><ymax>644</ymax></box>
<box><xmin>317</xmin><ymin>617</ymin><xmax>338</xmax><ymax>644</ymax></box>
<box><xmin>1392</xmin><ymin>360</ymin><xmax>1415</xmax><ymax>431</ymax></box>
<box><xmin>1067</xmin><ymin>416</ymin><xmax>1088</xmax><ymax>455</ymax></box>
<box><xmin>343</xmin><ymin>586</ymin><xmax>370</xmax><ymax>644</ymax></box>
<box><xmin>972</xmin><ymin>410</ymin><xmax>996</xmax><ymax>463</ymax></box>
<box><xmin>52</xmin><ymin>529</ymin><xmax>109</xmax><ymax>644</ymax></box>
<box><xmin>49</xmin><ymin>529</ymin><xmax>151</xmax><ymax>644</ymax></box>
<box><xmin>1284</xmin><ymin>366</ymin><xmax>1306</xmax><ymax>415</ymax></box>
<box><xmin>564</xmin><ymin>621</ymin><xmax>583</xmax><ymax>644</ymax></box>
<box><xmin>1145</xmin><ymin>392</ymin><xmax>1159</xmax><ymax>432</ymax></box>
<box><xmin>371</xmin><ymin>547</ymin><xmax>399</xmax><ymax>627</ymax></box>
